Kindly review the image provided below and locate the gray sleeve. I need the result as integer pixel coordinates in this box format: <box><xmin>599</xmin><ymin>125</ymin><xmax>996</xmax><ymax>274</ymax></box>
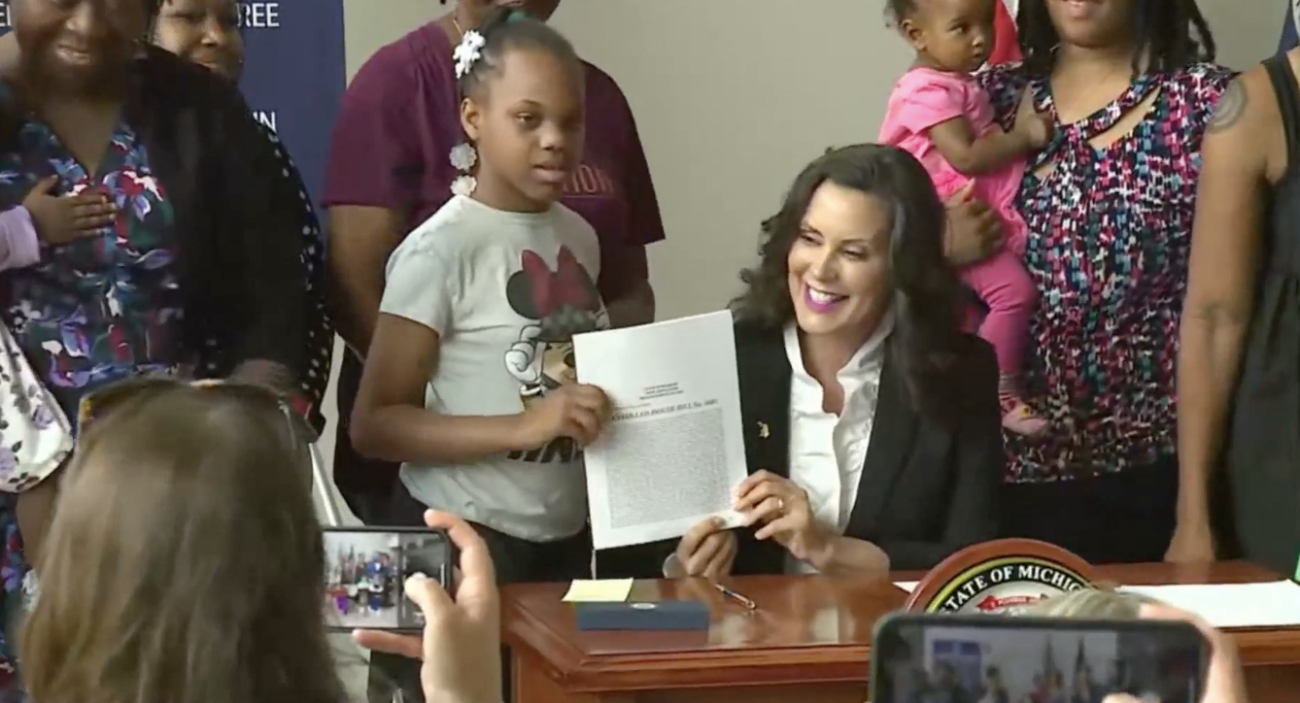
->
<box><xmin>379</xmin><ymin>243</ymin><xmax>457</xmax><ymax>334</ymax></box>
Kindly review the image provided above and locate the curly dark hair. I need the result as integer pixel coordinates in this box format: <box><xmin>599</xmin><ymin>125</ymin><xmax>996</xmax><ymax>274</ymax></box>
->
<box><xmin>731</xmin><ymin>144</ymin><xmax>967</xmax><ymax>422</ymax></box>
<box><xmin>1018</xmin><ymin>0</ymin><xmax>1215</xmax><ymax>77</ymax></box>
<box><xmin>884</xmin><ymin>0</ymin><xmax>921</xmax><ymax>25</ymax></box>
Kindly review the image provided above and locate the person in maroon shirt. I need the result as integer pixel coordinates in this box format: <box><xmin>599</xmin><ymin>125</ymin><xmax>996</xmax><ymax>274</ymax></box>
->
<box><xmin>323</xmin><ymin>4</ymin><xmax>662</xmax><ymax>500</ymax></box>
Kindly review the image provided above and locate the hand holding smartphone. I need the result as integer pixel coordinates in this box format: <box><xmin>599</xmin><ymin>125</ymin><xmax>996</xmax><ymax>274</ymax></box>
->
<box><xmin>349</xmin><ymin>510</ymin><xmax>505</xmax><ymax>703</ymax></box>
<box><xmin>871</xmin><ymin>613</ymin><xmax>1210</xmax><ymax>703</ymax></box>
<box><xmin>322</xmin><ymin>526</ymin><xmax>454</xmax><ymax>632</ymax></box>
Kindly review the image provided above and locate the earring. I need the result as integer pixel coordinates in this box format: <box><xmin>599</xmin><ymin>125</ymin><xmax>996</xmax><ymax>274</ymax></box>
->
<box><xmin>449</xmin><ymin>141</ymin><xmax>477</xmax><ymax>196</ymax></box>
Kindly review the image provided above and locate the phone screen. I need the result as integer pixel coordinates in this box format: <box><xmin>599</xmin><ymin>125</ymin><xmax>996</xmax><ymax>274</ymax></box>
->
<box><xmin>871</xmin><ymin>615</ymin><xmax>1207</xmax><ymax>703</ymax></box>
<box><xmin>322</xmin><ymin>528</ymin><xmax>452</xmax><ymax>631</ymax></box>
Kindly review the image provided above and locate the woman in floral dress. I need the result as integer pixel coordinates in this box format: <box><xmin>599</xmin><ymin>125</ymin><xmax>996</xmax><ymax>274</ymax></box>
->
<box><xmin>978</xmin><ymin>0</ymin><xmax>1231</xmax><ymax>564</ymax></box>
<box><xmin>0</xmin><ymin>0</ymin><xmax>314</xmax><ymax>694</ymax></box>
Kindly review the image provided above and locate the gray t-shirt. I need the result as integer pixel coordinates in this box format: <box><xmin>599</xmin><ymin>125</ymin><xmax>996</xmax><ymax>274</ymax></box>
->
<box><xmin>381</xmin><ymin>195</ymin><xmax>607</xmax><ymax>541</ymax></box>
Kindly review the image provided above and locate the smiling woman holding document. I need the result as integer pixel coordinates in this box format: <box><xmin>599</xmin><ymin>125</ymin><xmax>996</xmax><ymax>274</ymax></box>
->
<box><xmin>668</xmin><ymin>144</ymin><xmax>1004</xmax><ymax>578</ymax></box>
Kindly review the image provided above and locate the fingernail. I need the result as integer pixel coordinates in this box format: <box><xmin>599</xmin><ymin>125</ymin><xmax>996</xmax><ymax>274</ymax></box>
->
<box><xmin>405</xmin><ymin>572</ymin><xmax>428</xmax><ymax>586</ymax></box>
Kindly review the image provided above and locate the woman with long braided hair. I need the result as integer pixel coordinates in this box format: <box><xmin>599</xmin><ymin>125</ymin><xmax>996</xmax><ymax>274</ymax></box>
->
<box><xmin>975</xmin><ymin>0</ymin><xmax>1232</xmax><ymax>564</ymax></box>
<box><xmin>145</xmin><ymin>0</ymin><xmax>334</xmax><ymax>438</ymax></box>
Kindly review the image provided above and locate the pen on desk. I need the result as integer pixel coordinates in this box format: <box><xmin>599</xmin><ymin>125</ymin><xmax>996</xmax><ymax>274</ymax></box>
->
<box><xmin>714</xmin><ymin>583</ymin><xmax>757</xmax><ymax>610</ymax></box>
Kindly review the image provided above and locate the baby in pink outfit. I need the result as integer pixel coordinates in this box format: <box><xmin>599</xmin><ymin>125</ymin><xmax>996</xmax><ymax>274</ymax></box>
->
<box><xmin>878</xmin><ymin>0</ymin><xmax>1052</xmax><ymax>436</ymax></box>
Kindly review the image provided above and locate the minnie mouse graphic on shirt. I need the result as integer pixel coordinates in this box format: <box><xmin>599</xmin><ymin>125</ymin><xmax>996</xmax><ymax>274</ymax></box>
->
<box><xmin>503</xmin><ymin>245</ymin><xmax>607</xmax><ymax>463</ymax></box>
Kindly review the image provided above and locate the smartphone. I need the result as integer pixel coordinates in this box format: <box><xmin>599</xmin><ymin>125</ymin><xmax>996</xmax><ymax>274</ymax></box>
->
<box><xmin>870</xmin><ymin>613</ymin><xmax>1209</xmax><ymax>703</ymax></box>
<box><xmin>322</xmin><ymin>526</ymin><xmax>454</xmax><ymax>632</ymax></box>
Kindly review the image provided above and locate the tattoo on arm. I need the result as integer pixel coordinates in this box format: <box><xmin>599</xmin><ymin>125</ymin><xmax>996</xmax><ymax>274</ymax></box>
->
<box><xmin>1208</xmin><ymin>79</ymin><xmax>1247</xmax><ymax>133</ymax></box>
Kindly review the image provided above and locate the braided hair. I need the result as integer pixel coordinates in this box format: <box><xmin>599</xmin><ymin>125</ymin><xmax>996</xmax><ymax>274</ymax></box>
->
<box><xmin>455</xmin><ymin>7</ymin><xmax>580</xmax><ymax>99</ymax></box>
<box><xmin>1018</xmin><ymin>0</ymin><xmax>1216</xmax><ymax>76</ymax></box>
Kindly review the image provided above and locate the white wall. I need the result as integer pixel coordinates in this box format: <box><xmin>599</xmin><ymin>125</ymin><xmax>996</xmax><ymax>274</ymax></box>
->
<box><xmin>324</xmin><ymin>531</ymin><xmax>399</xmax><ymax>556</ymax></box>
<box><xmin>320</xmin><ymin>0</ymin><xmax>1285</xmax><ymax>476</ymax></box>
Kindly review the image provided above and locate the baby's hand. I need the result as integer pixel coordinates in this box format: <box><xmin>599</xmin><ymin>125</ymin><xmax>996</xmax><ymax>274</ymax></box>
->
<box><xmin>1015</xmin><ymin>90</ymin><xmax>1053</xmax><ymax>149</ymax></box>
<box><xmin>23</xmin><ymin>177</ymin><xmax>115</xmax><ymax>246</ymax></box>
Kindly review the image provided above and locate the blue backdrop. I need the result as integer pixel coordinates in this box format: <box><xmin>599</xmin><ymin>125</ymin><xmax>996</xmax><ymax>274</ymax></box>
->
<box><xmin>238</xmin><ymin>0</ymin><xmax>346</xmax><ymax>205</ymax></box>
<box><xmin>0</xmin><ymin>1</ymin><xmax>346</xmax><ymax>206</ymax></box>
<box><xmin>1283</xmin><ymin>1</ymin><xmax>1298</xmax><ymax>53</ymax></box>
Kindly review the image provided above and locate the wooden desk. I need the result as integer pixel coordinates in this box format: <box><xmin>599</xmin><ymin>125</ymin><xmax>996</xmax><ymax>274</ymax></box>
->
<box><xmin>502</xmin><ymin>561</ymin><xmax>1300</xmax><ymax>703</ymax></box>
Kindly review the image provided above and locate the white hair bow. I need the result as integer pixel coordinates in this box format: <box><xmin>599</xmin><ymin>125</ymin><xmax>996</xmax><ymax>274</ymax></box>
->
<box><xmin>454</xmin><ymin>30</ymin><xmax>487</xmax><ymax>79</ymax></box>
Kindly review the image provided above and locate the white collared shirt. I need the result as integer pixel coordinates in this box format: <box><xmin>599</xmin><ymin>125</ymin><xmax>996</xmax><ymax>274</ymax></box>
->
<box><xmin>660</xmin><ymin>315</ymin><xmax>894</xmax><ymax>579</ymax></box>
<box><xmin>782</xmin><ymin>313</ymin><xmax>892</xmax><ymax>573</ymax></box>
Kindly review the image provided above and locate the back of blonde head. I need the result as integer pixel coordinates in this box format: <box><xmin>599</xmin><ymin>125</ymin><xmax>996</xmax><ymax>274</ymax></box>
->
<box><xmin>1022</xmin><ymin>588</ymin><xmax>1159</xmax><ymax>620</ymax></box>
<box><xmin>21</xmin><ymin>385</ymin><xmax>345</xmax><ymax>703</ymax></box>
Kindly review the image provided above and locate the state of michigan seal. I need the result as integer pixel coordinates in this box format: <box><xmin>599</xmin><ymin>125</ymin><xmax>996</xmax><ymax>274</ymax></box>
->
<box><xmin>904</xmin><ymin>539</ymin><xmax>1096</xmax><ymax>614</ymax></box>
<box><xmin>923</xmin><ymin>557</ymin><xmax>1089</xmax><ymax>613</ymax></box>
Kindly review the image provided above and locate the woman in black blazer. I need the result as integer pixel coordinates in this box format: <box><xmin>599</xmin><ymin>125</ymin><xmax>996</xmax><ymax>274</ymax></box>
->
<box><xmin>670</xmin><ymin>144</ymin><xmax>1004</xmax><ymax>577</ymax></box>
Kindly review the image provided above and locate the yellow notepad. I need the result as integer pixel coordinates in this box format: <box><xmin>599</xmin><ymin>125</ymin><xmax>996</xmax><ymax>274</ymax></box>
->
<box><xmin>561</xmin><ymin>579</ymin><xmax>634</xmax><ymax>603</ymax></box>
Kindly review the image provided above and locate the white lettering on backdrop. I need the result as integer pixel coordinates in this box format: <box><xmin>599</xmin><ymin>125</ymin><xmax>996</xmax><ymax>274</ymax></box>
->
<box><xmin>252</xmin><ymin>111</ymin><xmax>279</xmax><ymax>132</ymax></box>
<box><xmin>239</xmin><ymin>2</ymin><xmax>282</xmax><ymax>29</ymax></box>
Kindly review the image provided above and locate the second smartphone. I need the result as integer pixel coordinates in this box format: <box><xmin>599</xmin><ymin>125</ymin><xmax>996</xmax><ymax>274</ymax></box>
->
<box><xmin>871</xmin><ymin>612</ymin><xmax>1210</xmax><ymax>703</ymax></box>
<box><xmin>321</xmin><ymin>526</ymin><xmax>453</xmax><ymax>632</ymax></box>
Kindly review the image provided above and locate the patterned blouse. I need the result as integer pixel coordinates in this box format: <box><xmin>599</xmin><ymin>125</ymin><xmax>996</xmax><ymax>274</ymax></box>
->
<box><xmin>976</xmin><ymin>62</ymin><xmax>1234</xmax><ymax>483</ymax></box>
<box><xmin>1</xmin><ymin>121</ymin><xmax>182</xmax><ymax>417</ymax></box>
<box><xmin>0</xmin><ymin>103</ymin><xmax>181</xmax><ymax>696</ymax></box>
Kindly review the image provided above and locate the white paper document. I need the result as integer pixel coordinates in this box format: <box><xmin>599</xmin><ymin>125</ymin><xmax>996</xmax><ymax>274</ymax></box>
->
<box><xmin>574</xmin><ymin>310</ymin><xmax>747</xmax><ymax>549</ymax></box>
<box><xmin>1118</xmin><ymin>580</ymin><xmax>1300</xmax><ymax>629</ymax></box>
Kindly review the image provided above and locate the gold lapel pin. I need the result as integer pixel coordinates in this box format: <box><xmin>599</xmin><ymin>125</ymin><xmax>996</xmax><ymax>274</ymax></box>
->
<box><xmin>757</xmin><ymin>421</ymin><xmax>770</xmax><ymax>439</ymax></box>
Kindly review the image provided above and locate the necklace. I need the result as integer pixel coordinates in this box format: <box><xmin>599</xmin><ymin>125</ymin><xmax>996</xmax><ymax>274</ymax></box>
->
<box><xmin>451</xmin><ymin>16</ymin><xmax>464</xmax><ymax>38</ymax></box>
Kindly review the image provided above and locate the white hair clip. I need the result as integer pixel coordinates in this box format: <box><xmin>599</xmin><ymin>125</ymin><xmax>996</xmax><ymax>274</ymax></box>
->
<box><xmin>454</xmin><ymin>30</ymin><xmax>487</xmax><ymax>79</ymax></box>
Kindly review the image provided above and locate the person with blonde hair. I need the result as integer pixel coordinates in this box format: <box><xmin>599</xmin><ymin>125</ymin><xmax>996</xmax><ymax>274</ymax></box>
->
<box><xmin>20</xmin><ymin>380</ymin><xmax>335</xmax><ymax>703</ymax></box>
<box><xmin>18</xmin><ymin>378</ymin><xmax>504</xmax><ymax>703</ymax></box>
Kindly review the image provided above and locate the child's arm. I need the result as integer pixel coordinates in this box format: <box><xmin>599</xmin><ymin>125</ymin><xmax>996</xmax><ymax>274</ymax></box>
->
<box><xmin>351</xmin><ymin>313</ymin><xmax>608</xmax><ymax>463</ymax></box>
<box><xmin>892</xmin><ymin>77</ymin><xmax>1049</xmax><ymax>176</ymax></box>
<box><xmin>349</xmin><ymin>246</ymin><xmax>608</xmax><ymax>464</ymax></box>
<box><xmin>350</xmin><ymin>313</ymin><xmax>540</xmax><ymax>463</ymax></box>
<box><xmin>928</xmin><ymin>114</ymin><xmax>1036</xmax><ymax>176</ymax></box>
<box><xmin>0</xmin><ymin>206</ymin><xmax>41</xmax><ymax>272</ymax></box>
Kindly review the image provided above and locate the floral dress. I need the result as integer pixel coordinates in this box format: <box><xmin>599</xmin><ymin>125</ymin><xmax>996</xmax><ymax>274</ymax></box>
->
<box><xmin>0</xmin><ymin>95</ymin><xmax>182</xmax><ymax>693</ymax></box>
<box><xmin>976</xmin><ymin>62</ymin><xmax>1234</xmax><ymax>482</ymax></box>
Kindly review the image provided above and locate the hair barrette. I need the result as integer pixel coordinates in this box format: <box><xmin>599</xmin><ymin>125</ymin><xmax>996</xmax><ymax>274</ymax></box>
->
<box><xmin>454</xmin><ymin>30</ymin><xmax>486</xmax><ymax>79</ymax></box>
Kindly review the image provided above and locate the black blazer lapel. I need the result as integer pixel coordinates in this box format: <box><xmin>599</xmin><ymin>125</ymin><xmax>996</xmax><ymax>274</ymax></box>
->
<box><xmin>731</xmin><ymin>322</ymin><xmax>793</xmax><ymax>575</ymax></box>
<box><xmin>735</xmin><ymin>324</ymin><xmax>793</xmax><ymax>480</ymax></box>
<box><xmin>844</xmin><ymin>349</ymin><xmax>919</xmax><ymax>539</ymax></box>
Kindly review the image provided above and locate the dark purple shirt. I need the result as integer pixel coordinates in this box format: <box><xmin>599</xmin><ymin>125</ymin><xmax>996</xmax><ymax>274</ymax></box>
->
<box><xmin>322</xmin><ymin>22</ymin><xmax>665</xmax><ymax>300</ymax></box>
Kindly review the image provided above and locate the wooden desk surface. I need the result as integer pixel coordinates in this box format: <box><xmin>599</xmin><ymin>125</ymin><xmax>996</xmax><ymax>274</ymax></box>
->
<box><xmin>502</xmin><ymin>560</ymin><xmax>1300</xmax><ymax>696</ymax></box>
<box><xmin>505</xmin><ymin>574</ymin><xmax>899</xmax><ymax>692</ymax></box>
